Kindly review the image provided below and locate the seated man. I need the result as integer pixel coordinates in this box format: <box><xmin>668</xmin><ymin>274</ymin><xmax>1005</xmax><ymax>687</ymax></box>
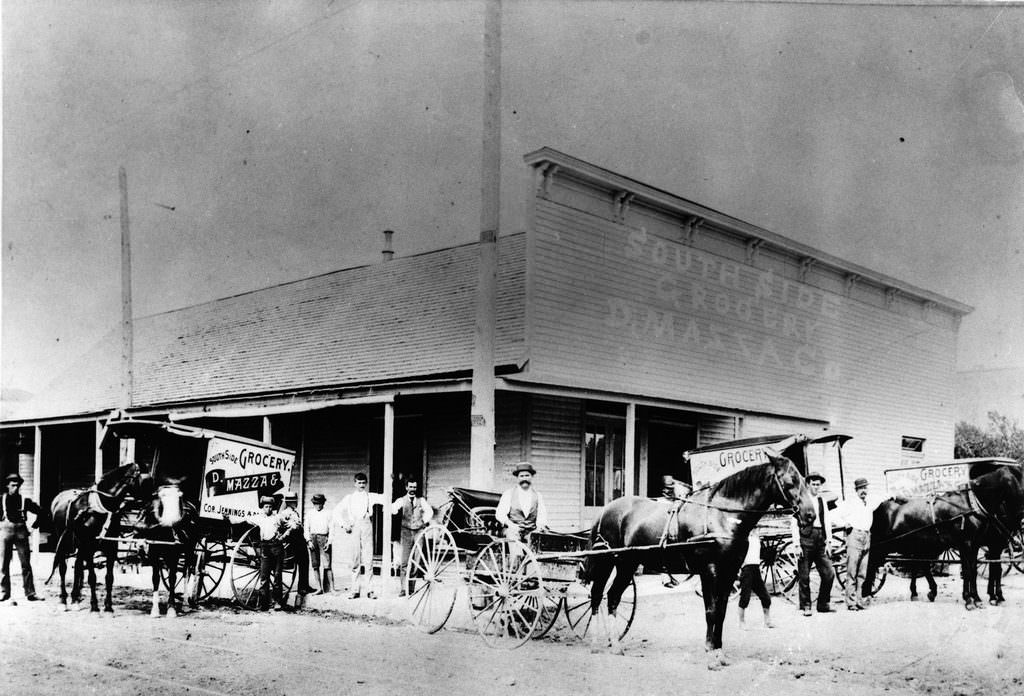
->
<box><xmin>495</xmin><ymin>462</ymin><xmax>548</xmax><ymax>543</ymax></box>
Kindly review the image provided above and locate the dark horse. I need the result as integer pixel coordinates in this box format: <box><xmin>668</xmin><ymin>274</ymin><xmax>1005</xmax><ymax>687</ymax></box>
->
<box><xmin>135</xmin><ymin>477</ymin><xmax>198</xmax><ymax>618</ymax></box>
<box><xmin>48</xmin><ymin>462</ymin><xmax>143</xmax><ymax>612</ymax></box>
<box><xmin>584</xmin><ymin>444</ymin><xmax>815</xmax><ymax>667</ymax></box>
<box><xmin>862</xmin><ymin>465</ymin><xmax>1024</xmax><ymax>609</ymax></box>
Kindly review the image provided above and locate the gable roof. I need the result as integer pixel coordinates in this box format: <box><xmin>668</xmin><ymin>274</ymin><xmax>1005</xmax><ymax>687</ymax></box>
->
<box><xmin>4</xmin><ymin>235</ymin><xmax>526</xmax><ymax>422</ymax></box>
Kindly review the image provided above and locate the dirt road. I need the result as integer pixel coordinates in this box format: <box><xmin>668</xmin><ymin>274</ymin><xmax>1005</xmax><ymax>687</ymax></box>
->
<box><xmin>2</xmin><ymin>571</ymin><xmax>1021</xmax><ymax>695</ymax></box>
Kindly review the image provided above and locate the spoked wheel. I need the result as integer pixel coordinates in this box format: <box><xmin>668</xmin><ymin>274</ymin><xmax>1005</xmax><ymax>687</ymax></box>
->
<box><xmin>404</xmin><ymin>526</ymin><xmax>460</xmax><ymax>633</ymax></box>
<box><xmin>466</xmin><ymin>540</ymin><xmax>544</xmax><ymax>649</ymax></box>
<box><xmin>531</xmin><ymin>585</ymin><xmax>563</xmax><ymax>640</ymax></box>
<box><xmin>229</xmin><ymin>527</ymin><xmax>297</xmax><ymax>610</ymax></box>
<box><xmin>562</xmin><ymin>568</ymin><xmax>637</xmax><ymax>641</ymax></box>
<box><xmin>158</xmin><ymin>544</ymin><xmax>192</xmax><ymax>599</ymax></box>
<box><xmin>190</xmin><ymin>538</ymin><xmax>228</xmax><ymax>603</ymax></box>
<box><xmin>977</xmin><ymin>541</ymin><xmax>1018</xmax><ymax>579</ymax></box>
<box><xmin>935</xmin><ymin>547</ymin><xmax>960</xmax><ymax>577</ymax></box>
<box><xmin>1009</xmin><ymin>529</ymin><xmax>1024</xmax><ymax>574</ymax></box>
<box><xmin>760</xmin><ymin>537</ymin><xmax>797</xmax><ymax>596</ymax></box>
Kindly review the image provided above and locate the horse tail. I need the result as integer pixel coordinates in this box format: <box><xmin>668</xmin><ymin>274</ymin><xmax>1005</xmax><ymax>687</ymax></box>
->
<box><xmin>580</xmin><ymin>517</ymin><xmax>609</xmax><ymax>584</ymax></box>
<box><xmin>45</xmin><ymin>528</ymin><xmax>75</xmax><ymax>585</ymax></box>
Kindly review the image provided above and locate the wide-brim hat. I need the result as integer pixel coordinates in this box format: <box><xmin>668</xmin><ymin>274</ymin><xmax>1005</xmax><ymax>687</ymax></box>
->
<box><xmin>4</xmin><ymin>473</ymin><xmax>24</xmax><ymax>485</ymax></box>
<box><xmin>259</xmin><ymin>495</ymin><xmax>276</xmax><ymax>506</ymax></box>
<box><xmin>311</xmin><ymin>493</ymin><xmax>326</xmax><ymax>504</ymax></box>
<box><xmin>513</xmin><ymin>462</ymin><xmax>536</xmax><ymax>476</ymax></box>
<box><xmin>806</xmin><ymin>471</ymin><xmax>826</xmax><ymax>483</ymax></box>
<box><xmin>853</xmin><ymin>477</ymin><xmax>869</xmax><ymax>489</ymax></box>
<box><xmin>661</xmin><ymin>474</ymin><xmax>676</xmax><ymax>487</ymax></box>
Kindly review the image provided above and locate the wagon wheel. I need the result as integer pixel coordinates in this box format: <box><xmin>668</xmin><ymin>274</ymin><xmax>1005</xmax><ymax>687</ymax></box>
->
<box><xmin>1010</xmin><ymin>528</ymin><xmax>1024</xmax><ymax>574</ymax></box>
<box><xmin>158</xmin><ymin>537</ymin><xmax>227</xmax><ymax>605</ymax></box>
<box><xmin>934</xmin><ymin>547</ymin><xmax>960</xmax><ymax>577</ymax></box>
<box><xmin>229</xmin><ymin>527</ymin><xmax>297</xmax><ymax>610</ymax></box>
<box><xmin>531</xmin><ymin>584</ymin><xmax>563</xmax><ymax>640</ymax></box>
<box><xmin>190</xmin><ymin>538</ymin><xmax>228</xmax><ymax>603</ymax></box>
<box><xmin>562</xmin><ymin>567</ymin><xmax>637</xmax><ymax>641</ymax></box>
<box><xmin>977</xmin><ymin>538</ymin><xmax>1019</xmax><ymax>578</ymax></box>
<box><xmin>404</xmin><ymin>525</ymin><xmax>460</xmax><ymax>633</ymax></box>
<box><xmin>760</xmin><ymin>537</ymin><xmax>798</xmax><ymax>596</ymax></box>
<box><xmin>466</xmin><ymin>540</ymin><xmax>544</xmax><ymax>649</ymax></box>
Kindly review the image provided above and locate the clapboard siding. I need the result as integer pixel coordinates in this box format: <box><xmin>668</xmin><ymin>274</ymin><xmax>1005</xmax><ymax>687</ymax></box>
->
<box><xmin>740</xmin><ymin>415</ymin><xmax>827</xmax><ymax>440</ymax></box>
<box><xmin>301</xmin><ymin>408</ymin><xmax>371</xmax><ymax>518</ymax></box>
<box><xmin>697</xmin><ymin>415</ymin><xmax>738</xmax><ymax>447</ymax></box>
<box><xmin>527</xmin><ymin>193</ymin><xmax>958</xmax><ymax>484</ymax></box>
<box><xmin>528</xmin><ymin>395</ymin><xmax>583</xmax><ymax>529</ymax></box>
<box><xmin>424</xmin><ymin>396</ymin><xmax>470</xmax><ymax>503</ymax></box>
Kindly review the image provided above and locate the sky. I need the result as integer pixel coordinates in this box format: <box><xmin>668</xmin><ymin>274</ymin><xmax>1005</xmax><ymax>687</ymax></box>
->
<box><xmin>2</xmin><ymin>0</ymin><xmax>1023</xmax><ymax>406</ymax></box>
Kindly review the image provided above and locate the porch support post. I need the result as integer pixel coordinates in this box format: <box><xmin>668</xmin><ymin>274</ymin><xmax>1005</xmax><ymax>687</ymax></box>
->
<box><xmin>95</xmin><ymin>419</ymin><xmax>104</xmax><ymax>482</ymax></box>
<box><xmin>262</xmin><ymin>416</ymin><xmax>272</xmax><ymax>445</ymax></box>
<box><xmin>624</xmin><ymin>403</ymin><xmax>636</xmax><ymax>496</ymax></box>
<box><xmin>33</xmin><ymin>426</ymin><xmax>42</xmax><ymax>552</ymax></box>
<box><xmin>381</xmin><ymin>402</ymin><xmax>395</xmax><ymax>596</ymax></box>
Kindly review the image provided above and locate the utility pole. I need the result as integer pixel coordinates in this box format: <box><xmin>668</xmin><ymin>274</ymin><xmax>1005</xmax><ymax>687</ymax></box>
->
<box><xmin>120</xmin><ymin>166</ymin><xmax>134</xmax><ymax>411</ymax></box>
<box><xmin>470</xmin><ymin>0</ymin><xmax>500</xmax><ymax>489</ymax></box>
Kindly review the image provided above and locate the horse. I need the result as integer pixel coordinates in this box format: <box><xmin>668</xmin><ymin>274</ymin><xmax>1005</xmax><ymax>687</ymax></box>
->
<box><xmin>134</xmin><ymin>477</ymin><xmax>198</xmax><ymax>618</ymax></box>
<box><xmin>583</xmin><ymin>444</ymin><xmax>815</xmax><ymax>667</ymax></box>
<box><xmin>862</xmin><ymin>465</ymin><xmax>1024</xmax><ymax>609</ymax></box>
<box><xmin>47</xmin><ymin>462</ymin><xmax>143</xmax><ymax>612</ymax></box>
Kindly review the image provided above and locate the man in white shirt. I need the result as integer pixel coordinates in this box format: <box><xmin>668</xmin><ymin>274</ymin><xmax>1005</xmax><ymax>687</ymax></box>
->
<box><xmin>495</xmin><ymin>462</ymin><xmax>548</xmax><ymax>542</ymax></box>
<box><xmin>305</xmin><ymin>493</ymin><xmax>332</xmax><ymax>594</ymax></box>
<box><xmin>790</xmin><ymin>471</ymin><xmax>836</xmax><ymax>616</ymax></box>
<box><xmin>332</xmin><ymin>472</ymin><xmax>385</xmax><ymax>599</ymax></box>
<box><xmin>255</xmin><ymin>495</ymin><xmax>293</xmax><ymax>612</ymax></box>
<box><xmin>834</xmin><ymin>477</ymin><xmax>884</xmax><ymax>611</ymax></box>
<box><xmin>390</xmin><ymin>479</ymin><xmax>433</xmax><ymax>597</ymax></box>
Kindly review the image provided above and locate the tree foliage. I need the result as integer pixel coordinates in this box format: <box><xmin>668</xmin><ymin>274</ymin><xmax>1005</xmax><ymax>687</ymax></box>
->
<box><xmin>954</xmin><ymin>411</ymin><xmax>1024</xmax><ymax>463</ymax></box>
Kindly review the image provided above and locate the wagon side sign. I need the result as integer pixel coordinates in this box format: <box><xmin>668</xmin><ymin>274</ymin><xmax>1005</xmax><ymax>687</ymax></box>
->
<box><xmin>688</xmin><ymin>445</ymin><xmax>772</xmax><ymax>487</ymax></box>
<box><xmin>884</xmin><ymin>463</ymin><xmax>970</xmax><ymax>498</ymax></box>
<box><xmin>199</xmin><ymin>437</ymin><xmax>295</xmax><ymax>520</ymax></box>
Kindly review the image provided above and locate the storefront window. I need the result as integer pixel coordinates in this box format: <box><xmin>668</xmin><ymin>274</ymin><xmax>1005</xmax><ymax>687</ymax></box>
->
<box><xmin>584</xmin><ymin>418</ymin><xmax>624</xmax><ymax>507</ymax></box>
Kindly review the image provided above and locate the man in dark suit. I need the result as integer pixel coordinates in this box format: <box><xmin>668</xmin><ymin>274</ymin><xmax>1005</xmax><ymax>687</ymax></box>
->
<box><xmin>790</xmin><ymin>471</ymin><xmax>835</xmax><ymax>616</ymax></box>
<box><xmin>1</xmin><ymin>473</ymin><xmax>43</xmax><ymax>602</ymax></box>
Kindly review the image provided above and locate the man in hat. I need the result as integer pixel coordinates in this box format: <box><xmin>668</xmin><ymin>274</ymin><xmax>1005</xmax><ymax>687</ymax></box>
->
<box><xmin>834</xmin><ymin>477</ymin><xmax>884</xmax><ymax>611</ymax></box>
<box><xmin>332</xmin><ymin>472</ymin><xmax>386</xmax><ymax>599</ymax></box>
<box><xmin>1</xmin><ymin>473</ymin><xmax>43</xmax><ymax>602</ymax></box>
<box><xmin>279</xmin><ymin>490</ymin><xmax>315</xmax><ymax>603</ymax></box>
<box><xmin>389</xmin><ymin>479</ymin><xmax>433</xmax><ymax>597</ymax></box>
<box><xmin>495</xmin><ymin>462</ymin><xmax>548</xmax><ymax>543</ymax></box>
<box><xmin>304</xmin><ymin>493</ymin><xmax>332</xmax><ymax>594</ymax></box>
<box><xmin>255</xmin><ymin>495</ymin><xmax>293</xmax><ymax>612</ymax></box>
<box><xmin>790</xmin><ymin>471</ymin><xmax>836</xmax><ymax>616</ymax></box>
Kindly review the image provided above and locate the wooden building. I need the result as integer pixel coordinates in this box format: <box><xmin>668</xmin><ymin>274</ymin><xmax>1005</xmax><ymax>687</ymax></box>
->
<box><xmin>0</xmin><ymin>148</ymin><xmax>972</xmax><ymax>546</ymax></box>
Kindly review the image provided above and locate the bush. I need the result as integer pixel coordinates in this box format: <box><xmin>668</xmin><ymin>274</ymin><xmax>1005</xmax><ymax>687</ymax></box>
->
<box><xmin>954</xmin><ymin>411</ymin><xmax>1024</xmax><ymax>463</ymax></box>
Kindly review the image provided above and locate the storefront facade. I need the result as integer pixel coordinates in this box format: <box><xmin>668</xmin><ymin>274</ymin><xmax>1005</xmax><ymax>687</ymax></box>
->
<box><xmin>1</xmin><ymin>148</ymin><xmax>971</xmax><ymax>540</ymax></box>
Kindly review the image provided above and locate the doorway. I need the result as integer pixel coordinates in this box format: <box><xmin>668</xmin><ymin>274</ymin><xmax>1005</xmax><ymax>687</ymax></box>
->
<box><xmin>645</xmin><ymin>421</ymin><xmax>697</xmax><ymax>497</ymax></box>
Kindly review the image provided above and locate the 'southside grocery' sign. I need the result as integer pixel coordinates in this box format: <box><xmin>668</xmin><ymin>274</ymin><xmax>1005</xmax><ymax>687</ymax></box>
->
<box><xmin>199</xmin><ymin>437</ymin><xmax>295</xmax><ymax>520</ymax></box>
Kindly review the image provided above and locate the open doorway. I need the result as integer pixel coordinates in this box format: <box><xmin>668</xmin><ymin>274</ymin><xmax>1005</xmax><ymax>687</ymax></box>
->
<box><xmin>645</xmin><ymin>421</ymin><xmax>697</xmax><ymax>497</ymax></box>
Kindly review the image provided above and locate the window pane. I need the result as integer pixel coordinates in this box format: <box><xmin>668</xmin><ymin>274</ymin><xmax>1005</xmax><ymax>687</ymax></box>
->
<box><xmin>611</xmin><ymin>431</ymin><xmax>624</xmax><ymax>499</ymax></box>
<box><xmin>585</xmin><ymin>432</ymin><xmax>596</xmax><ymax>506</ymax></box>
<box><xmin>594</xmin><ymin>432</ymin><xmax>606</xmax><ymax>504</ymax></box>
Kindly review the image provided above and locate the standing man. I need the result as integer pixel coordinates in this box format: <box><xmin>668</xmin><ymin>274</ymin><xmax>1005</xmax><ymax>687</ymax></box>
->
<box><xmin>332</xmin><ymin>472</ymin><xmax>385</xmax><ymax>599</ymax></box>
<box><xmin>1</xmin><ymin>473</ymin><xmax>42</xmax><ymax>603</ymax></box>
<box><xmin>790</xmin><ymin>471</ymin><xmax>836</xmax><ymax>616</ymax></box>
<box><xmin>305</xmin><ymin>493</ymin><xmax>332</xmax><ymax>594</ymax></box>
<box><xmin>390</xmin><ymin>480</ymin><xmax>433</xmax><ymax>597</ymax></box>
<box><xmin>255</xmin><ymin>495</ymin><xmax>293</xmax><ymax>612</ymax></box>
<box><xmin>835</xmin><ymin>477</ymin><xmax>883</xmax><ymax>611</ymax></box>
<box><xmin>495</xmin><ymin>462</ymin><xmax>548</xmax><ymax>543</ymax></box>
<box><xmin>279</xmin><ymin>491</ymin><xmax>315</xmax><ymax>603</ymax></box>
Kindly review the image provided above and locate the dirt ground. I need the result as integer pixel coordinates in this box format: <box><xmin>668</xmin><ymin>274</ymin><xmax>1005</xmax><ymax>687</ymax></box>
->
<box><xmin>1</xmin><ymin>558</ymin><xmax>1022</xmax><ymax>696</ymax></box>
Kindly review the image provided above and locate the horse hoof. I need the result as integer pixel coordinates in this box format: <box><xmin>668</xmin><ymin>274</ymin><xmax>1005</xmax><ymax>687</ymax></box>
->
<box><xmin>989</xmin><ymin>599</ymin><xmax>999</xmax><ymax>606</ymax></box>
<box><xmin>90</xmin><ymin>606</ymin><xmax>100</xmax><ymax>613</ymax></box>
<box><xmin>150</xmin><ymin>608</ymin><xmax>160</xmax><ymax>618</ymax></box>
<box><xmin>167</xmin><ymin>607</ymin><xmax>177</xmax><ymax>619</ymax></box>
<box><xmin>927</xmin><ymin>593</ymin><xmax>936</xmax><ymax>602</ymax></box>
<box><xmin>104</xmin><ymin>607</ymin><xmax>114</xmax><ymax>614</ymax></box>
<box><xmin>910</xmin><ymin>595</ymin><xmax>918</xmax><ymax>601</ymax></box>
